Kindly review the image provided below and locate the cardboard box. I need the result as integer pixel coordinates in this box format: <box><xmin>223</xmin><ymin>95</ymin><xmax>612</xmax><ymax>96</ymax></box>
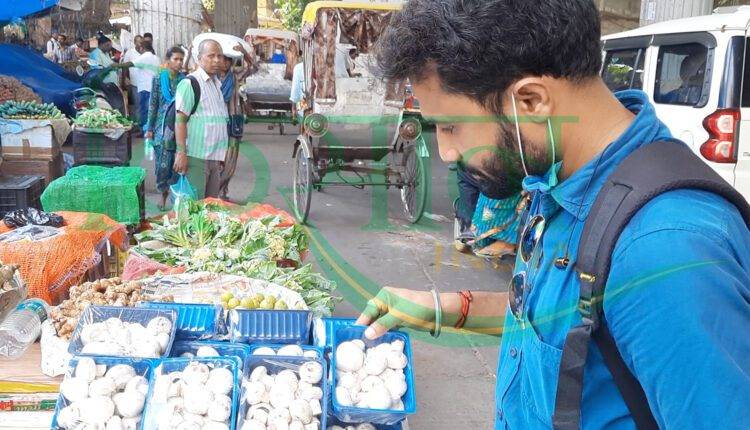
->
<box><xmin>0</xmin><ymin>119</ymin><xmax>70</xmax><ymax>160</ymax></box>
<box><xmin>0</xmin><ymin>153</ymin><xmax>64</xmax><ymax>186</ymax></box>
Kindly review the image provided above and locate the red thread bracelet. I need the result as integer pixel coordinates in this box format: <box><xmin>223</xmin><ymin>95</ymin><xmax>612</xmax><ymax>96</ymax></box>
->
<box><xmin>454</xmin><ymin>290</ymin><xmax>473</xmax><ymax>329</ymax></box>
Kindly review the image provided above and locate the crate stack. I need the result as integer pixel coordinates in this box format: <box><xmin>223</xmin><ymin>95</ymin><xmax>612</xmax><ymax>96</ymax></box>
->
<box><xmin>0</xmin><ymin>119</ymin><xmax>67</xmax><ymax>186</ymax></box>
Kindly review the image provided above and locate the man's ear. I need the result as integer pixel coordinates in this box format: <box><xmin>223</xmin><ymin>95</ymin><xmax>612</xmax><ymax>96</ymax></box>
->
<box><xmin>508</xmin><ymin>78</ymin><xmax>553</xmax><ymax>123</ymax></box>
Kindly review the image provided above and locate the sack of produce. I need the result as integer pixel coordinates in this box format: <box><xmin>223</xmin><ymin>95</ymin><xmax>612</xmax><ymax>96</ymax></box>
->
<box><xmin>3</xmin><ymin>207</ymin><xmax>64</xmax><ymax>228</ymax></box>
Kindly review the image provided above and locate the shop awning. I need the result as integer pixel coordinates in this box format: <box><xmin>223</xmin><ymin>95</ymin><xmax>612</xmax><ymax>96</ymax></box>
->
<box><xmin>0</xmin><ymin>0</ymin><xmax>60</xmax><ymax>23</ymax></box>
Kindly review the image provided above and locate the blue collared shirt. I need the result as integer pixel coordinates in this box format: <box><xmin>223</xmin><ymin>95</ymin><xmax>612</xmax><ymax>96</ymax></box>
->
<box><xmin>495</xmin><ymin>90</ymin><xmax>750</xmax><ymax>429</ymax></box>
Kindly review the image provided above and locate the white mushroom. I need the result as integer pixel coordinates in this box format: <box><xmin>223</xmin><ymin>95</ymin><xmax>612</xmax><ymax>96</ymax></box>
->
<box><xmin>181</xmin><ymin>352</ymin><xmax>196</xmax><ymax>359</ymax></box>
<box><xmin>250</xmin><ymin>366</ymin><xmax>268</xmax><ymax>382</ymax></box>
<box><xmin>384</xmin><ymin>372</ymin><xmax>408</xmax><ymax>400</ymax></box>
<box><xmin>89</xmin><ymin>376</ymin><xmax>117</xmax><ymax>397</ymax></box>
<box><xmin>241</xmin><ymin>419</ymin><xmax>266</xmax><ymax>430</ymax></box>
<box><xmin>79</xmin><ymin>396</ymin><xmax>115</xmax><ymax>425</ymax></box>
<box><xmin>351</xmin><ymin>340</ymin><xmax>366</xmax><ymax>351</ymax></box>
<box><xmin>253</xmin><ymin>347</ymin><xmax>276</xmax><ymax>356</ymax></box>
<box><xmin>112</xmin><ymin>390</ymin><xmax>145</xmax><ymax>418</ymax></box>
<box><xmin>60</xmin><ymin>376</ymin><xmax>89</xmax><ymax>403</ymax></box>
<box><xmin>182</xmin><ymin>361</ymin><xmax>210</xmax><ymax>386</ymax></box>
<box><xmin>289</xmin><ymin>399</ymin><xmax>313</xmax><ymax>424</ymax></box>
<box><xmin>105</xmin><ymin>317</ymin><xmax>124</xmax><ymax>331</ymax></box>
<box><xmin>302</xmin><ymin>350</ymin><xmax>319</xmax><ymax>359</ymax></box>
<box><xmin>57</xmin><ymin>404</ymin><xmax>81</xmax><ymax>429</ymax></box>
<box><xmin>338</xmin><ymin>372</ymin><xmax>360</xmax><ymax>394</ymax></box>
<box><xmin>360</xmin><ymin>375</ymin><xmax>384</xmax><ymax>393</ymax></box>
<box><xmin>308</xmin><ymin>398</ymin><xmax>322</xmax><ymax>416</ymax></box>
<box><xmin>248</xmin><ymin>403</ymin><xmax>271</xmax><ymax>424</ymax></box>
<box><xmin>268</xmin><ymin>406</ymin><xmax>291</xmax><ymax>424</ymax></box>
<box><xmin>275</xmin><ymin>370</ymin><xmax>299</xmax><ymax>393</ymax></box>
<box><xmin>80</xmin><ymin>323</ymin><xmax>107</xmax><ymax>346</ymax></box>
<box><xmin>207</xmin><ymin>393</ymin><xmax>233</xmax><ymax>422</ymax></box>
<box><xmin>356</xmin><ymin>424</ymin><xmax>377</xmax><ymax>430</ymax></box>
<box><xmin>183</xmin><ymin>412</ymin><xmax>205</xmax><ymax>426</ymax></box>
<box><xmin>126</xmin><ymin>323</ymin><xmax>148</xmax><ymax>341</ymax></box>
<box><xmin>290</xmin><ymin>420</ymin><xmax>305</xmax><ymax>430</ymax></box>
<box><xmin>363</xmin><ymin>387</ymin><xmax>393</xmax><ymax>410</ymax></box>
<box><xmin>276</xmin><ymin>345</ymin><xmax>304</xmax><ymax>357</ymax></box>
<box><xmin>106</xmin><ymin>415</ymin><xmax>123</xmax><ymax>430</ymax></box>
<box><xmin>155</xmin><ymin>332</ymin><xmax>171</xmax><ymax>354</ymax></box>
<box><xmin>196</xmin><ymin>345</ymin><xmax>221</xmax><ymax>357</ymax></box>
<box><xmin>269</xmin><ymin>384</ymin><xmax>294</xmax><ymax>409</ymax></box>
<box><xmin>184</xmin><ymin>388</ymin><xmax>213</xmax><ymax>415</ymax></box>
<box><xmin>297</xmin><ymin>383</ymin><xmax>323</xmax><ymax>401</ymax></box>
<box><xmin>81</xmin><ymin>341</ymin><xmax>125</xmax><ymax>356</ymax></box>
<box><xmin>244</xmin><ymin>381</ymin><xmax>267</xmax><ymax>406</ymax></box>
<box><xmin>125</xmin><ymin>375</ymin><xmax>150</xmax><ymax>396</ymax></box>
<box><xmin>299</xmin><ymin>361</ymin><xmax>323</xmax><ymax>385</ymax></box>
<box><xmin>75</xmin><ymin>357</ymin><xmax>98</xmax><ymax>382</ymax></box>
<box><xmin>335</xmin><ymin>342</ymin><xmax>364</xmax><ymax>372</ymax></box>
<box><xmin>390</xmin><ymin>339</ymin><xmax>405</xmax><ymax>353</ymax></box>
<box><xmin>106</xmin><ymin>365</ymin><xmax>137</xmax><ymax>390</ymax></box>
<box><xmin>146</xmin><ymin>316</ymin><xmax>173</xmax><ymax>335</ymax></box>
<box><xmin>385</xmin><ymin>350</ymin><xmax>408</xmax><ymax>370</ymax></box>
<box><xmin>304</xmin><ymin>419</ymin><xmax>320</xmax><ymax>430</ymax></box>
<box><xmin>363</xmin><ymin>352</ymin><xmax>387</xmax><ymax>376</ymax></box>
<box><xmin>271</xmin><ymin>419</ymin><xmax>291</xmax><ymax>430</ymax></box>
<box><xmin>121</xmin><ymin>415</ymin><xmax>141</xmax><ymax>430</ymax></box>
<box><xmin>204</xmin><ymin>421</ymin><xmax>231</xmax><ymax>430</ymax></box>
<box><xmin>392</xmin><ymin>398</ymin><xmax>405</xmax><ymax>411</ymax></box>
<box><xmin>335</xmin><ymin>387</ymin><xmax>353</xmax><ymax>407</ymax></box>
<box><xmin>95</xmin><ymin>364</ymin><xmax>108</xmax><ymax>377</ymax></box>
<box><xmin>131</xmin><ymin>337</ymin><xmax>162</xmax><ymax>358</ymax></box>
<box><xmin>207</xmin><ymin>367</ymin><xmax>234</xmax><ymax>396</ymax></box>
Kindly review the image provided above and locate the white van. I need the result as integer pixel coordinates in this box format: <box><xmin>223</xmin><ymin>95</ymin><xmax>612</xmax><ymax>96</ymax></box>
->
<box><xmin>602</xmin><ymin>6</ymin><xmax>750</xmax><ymax>201</ymax></box>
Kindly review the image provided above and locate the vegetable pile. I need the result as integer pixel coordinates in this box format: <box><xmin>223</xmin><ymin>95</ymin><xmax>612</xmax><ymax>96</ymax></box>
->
<box><xmin>56</xmin><ymin>358</ymin><xmax>148</xmax><ymax>430</ymax></box>
<box><xmin>240</xmin><ymin>360</ymin><xmax>325</xmax><ymax>430</ymax></box>
<box><xmin>73</xmin><ymin>107</ymin><xmax>134</xmax><ymax>129</ymax></box>
<box><xmin>0</xmin><ymin>75</ymin><xmax>41</xmax><ymax>104</ymax></box>
<box><xmin>334</xmin><ymin>339</ymin><xmax>408</xmax><ymax>411</ymax></box>
<box><xmin>78</xmin><ymin>315</ymin><xmax>174</xmax><ymax>358</ymax></box>
<box><xmin>220</xmin><ymin>291</ymin><xmax>299</xmax><ymax>311</ymax></box>
<box><xmin>50</xmin><ymin>278</ymin><xmax>173</xmax><ymax>339</ymax></box>
<box><xmin>135</xmin><ymin>201</ymin><xmax>337</xmax><ymax>315</ymax></box>
<box><xmin>0</xmin><ymin>100</ymin><xmax>64</xmax><ymax>119</ymax></box>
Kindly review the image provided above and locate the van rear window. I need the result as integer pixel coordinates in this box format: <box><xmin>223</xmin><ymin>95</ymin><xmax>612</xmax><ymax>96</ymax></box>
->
<box><xmin>602</xmin><ymin>49</ymin><xmax>645</xmax><ymax>92</ymax></box>
<box><xmin>654</xmin><ymin>43</ymin><xmax>709</xmax><ymax>107</ymax></box>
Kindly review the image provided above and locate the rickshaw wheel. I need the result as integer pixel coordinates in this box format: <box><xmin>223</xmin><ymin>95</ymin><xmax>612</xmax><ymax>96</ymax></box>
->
<box><xmin>401</xmin><ymin>143</ymin><xmax>427</xmax><ymax>223</ymax></box>
<box><xmin>293</xmin><ymin>144</ymin><xmax>313</xmax><ymax>223</ymax></box>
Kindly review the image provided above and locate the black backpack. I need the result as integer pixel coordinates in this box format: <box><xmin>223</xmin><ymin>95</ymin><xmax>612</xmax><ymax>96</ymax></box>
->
<box><xmin>552</xmin><ymin>140</ymin><xmax>750</xmax><ymax>430</ymax></box>
<box><xmin>162</xmin><ymin>75</ymin><xmax>201</xmax><ymax>142</ymax></box>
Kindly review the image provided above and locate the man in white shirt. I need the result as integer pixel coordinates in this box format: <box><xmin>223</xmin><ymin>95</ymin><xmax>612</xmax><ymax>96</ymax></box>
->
<box><xmin>45</xmin><ymin>33</ymin><xmax>61</xmax><ymax>62</ymax></box>
<box><xmin>122</xmin><ymin>35</ymin><xmax>143</xmax><ymax>129</ymax></box>
<box><xmin>132</xmin><ymin>40</ymin><xmax>161</xmax><ymax>131</ymax></box>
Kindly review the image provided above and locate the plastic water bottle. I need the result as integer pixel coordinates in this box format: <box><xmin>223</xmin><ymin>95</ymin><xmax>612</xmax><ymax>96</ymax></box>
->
<box><xmin>0</xmin><ymin>298</ymin><xmax>50</xmax><ymax>359</ymax></box>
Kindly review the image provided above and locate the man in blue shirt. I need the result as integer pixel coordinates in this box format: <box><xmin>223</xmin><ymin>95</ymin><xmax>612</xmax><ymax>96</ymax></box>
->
<box><xmin>356</xmin><ymin>0</ymin><xmax>750</xmax><ymax>428</ymax></box>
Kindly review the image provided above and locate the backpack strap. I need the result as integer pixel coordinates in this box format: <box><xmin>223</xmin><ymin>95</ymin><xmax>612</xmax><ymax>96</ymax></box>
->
<box><xmin>552</xmin><ymin>140</ymin><xmax>750</xmax><ymax>430</ymax></box>
<box><xmin>186</xmin><ymin>75</ymin><xmax>201</xmax><ymax>117</ymax></box>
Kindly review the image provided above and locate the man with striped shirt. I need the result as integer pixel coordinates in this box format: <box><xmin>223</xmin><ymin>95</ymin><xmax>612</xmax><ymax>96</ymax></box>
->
<box><xmin>174</xmin><ymin>39</ymin><xmax>229</xmax><ymax>198</ymax></box>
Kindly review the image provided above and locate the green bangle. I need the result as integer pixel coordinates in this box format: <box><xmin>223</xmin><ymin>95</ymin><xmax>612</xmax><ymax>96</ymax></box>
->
<box><xmin>430</xmin><ymin>289</ymin><xmax>442</xmax><ymax>338</ymax></box>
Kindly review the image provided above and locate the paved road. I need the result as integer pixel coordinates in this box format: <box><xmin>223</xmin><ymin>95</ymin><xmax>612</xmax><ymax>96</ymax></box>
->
<box><xmin>134</xmin><ymin>123</ymin><xmax>513</xmax><ymax>429</ymax></box>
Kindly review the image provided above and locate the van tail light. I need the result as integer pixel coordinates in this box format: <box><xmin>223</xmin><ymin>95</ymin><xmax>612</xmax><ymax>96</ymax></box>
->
<box><xmin>701</xmin><ymin>109</ymin><xmax>740</xmax><ymax>163</ymax></box>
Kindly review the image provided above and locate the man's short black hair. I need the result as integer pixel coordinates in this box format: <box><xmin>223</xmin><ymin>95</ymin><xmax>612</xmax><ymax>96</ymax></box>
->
<box><xmin>377</xmin><ymin>0</ymin><xmax>603</xmax><ymax>112</ymax></box>
<box><xmin>143</xmin><ymin>32</ymin><xmax>153</xmax><ymax>39</ymax></box>
<box><xmin>141</xmin><ymin>40</ymin><xmax>155</xmax><ymax>54</ymax></box>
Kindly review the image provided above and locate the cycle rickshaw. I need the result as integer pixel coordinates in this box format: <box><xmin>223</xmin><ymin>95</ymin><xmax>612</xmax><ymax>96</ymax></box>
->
<box><xmin>292</xmin><ymin>1</ymin><xmax>428</xmax><ymax>224</ymax></box>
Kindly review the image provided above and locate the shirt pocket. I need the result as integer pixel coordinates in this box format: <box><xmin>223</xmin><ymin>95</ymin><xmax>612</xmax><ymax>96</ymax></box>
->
<box><xmin>519</xmin><ymin>326</ymin><xmax>563</xmax><ymax>427</ymax></box>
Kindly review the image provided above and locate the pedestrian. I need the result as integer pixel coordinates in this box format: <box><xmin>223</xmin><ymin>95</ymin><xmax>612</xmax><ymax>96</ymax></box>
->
<box><xmin>89</xmin><ymin>35</ymin><xmax>126</xmax><ymax>113</ymax></box>
<box><xmin>132</xmin><ymin>40</ymin><xmax>161</xmax><ymax>133</ymax></box>
<box><xmin>289</xmin><ymin>49</ymin><xmax>305</xmax><ymax>125</ymax></box>
<box><xmin>217</xmin><ymin>43</ymin><xmax>254</xmax><ymax>201</ymax></box>
<box><xmin>122</xmin><ymin>35</ymin><xmax>143</xmax><ymax>129</ymax></box>
<box><xmin>56</xmin><ymin>35</ymin><xmax>77</xmax><ymax>63</ymax></box>
<box><xmin>173</xmin><ymin>39</ymin><xmax>229</xmax><ymax>199</ymax></box>
<box><xmin>45</xmin><ymin>32</ymin><xmax>61</xmax><ymax>62</ymax></box>
<box><xmin>73</xmin><ymin>38</ymin><xmax>89</xmax><ymax>59</ymax></box>
<box><xmin>144</xmin><ymin>46</ymin><xmax>186</xmax><ymax>210</ymax></box>
<box><xmin>357</xmin><ymin>1</ymin><xmax>750</xmax><ymax>429</ymax></box>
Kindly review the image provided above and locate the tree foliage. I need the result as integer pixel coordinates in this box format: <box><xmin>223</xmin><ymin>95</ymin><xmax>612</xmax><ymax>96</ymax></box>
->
<box><xmin>274</xmin><ymin>0</ymin><xmax>313</xmax><ymax>31</ymax></box>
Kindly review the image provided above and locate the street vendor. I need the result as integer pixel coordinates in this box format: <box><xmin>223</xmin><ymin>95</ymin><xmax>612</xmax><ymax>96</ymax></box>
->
<box><xmin>357</xmin><ymin>0</ymin><xmax>750</xmax><ymax>429</ymax></box>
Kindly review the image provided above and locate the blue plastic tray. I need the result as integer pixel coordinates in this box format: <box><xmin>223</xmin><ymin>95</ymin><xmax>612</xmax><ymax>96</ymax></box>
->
<box><xmin>312</xmin><ymin>317</ymin><xmax>356</xmax><ymax>350</ymax></box>
<box><xmin>248</xmin><ymin>343</ymin><xmax>324</xmax><ymax>359</ymax></box>
<box><xmin>138</xmin><ymin>302</ymin><xmax>224</xmax><ymax>340</ymax></box>
<box><xmin>142</xmin><ymin>357</ymin><xmax>241</xmax><ymax>430</ymax></box>
<box><xmin>228</xmin><ymin>309</ymin><xmax>312</xmax><ymax>344</ymax></box>
<box><xmin>326</xmin><ymin>415</ymin><xmax>405</xmax><ymax>429</ymax></box>
<box><xmin>240</xmin><ymin>355</ymin><xmax>329</xmax><ymax>430</ymax></box>
<box><xmin>50</xmin><ymin>356</ymin><xmax>154</xmax><ymax>430</ymax></box>
<box><xmin>331</xmin><ymin>326</ymin><xmax>417</xmax><ymax>425</ymax></box>
<box><xmin>67</xmin><ymin>305</ymin><xmax>178</xmax><ymax>358</ymax></box>
<box><xmin>171</xmin><ymin>340</ymin><xmax>252</xmax><ymax>364</ymax></box>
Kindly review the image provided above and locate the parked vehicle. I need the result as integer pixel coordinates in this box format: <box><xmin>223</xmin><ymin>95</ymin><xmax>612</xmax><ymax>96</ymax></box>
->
<box><xmin>602</xmin><ymin>6</ymin><xmax>750</xmax><ymax>201</ymax></box>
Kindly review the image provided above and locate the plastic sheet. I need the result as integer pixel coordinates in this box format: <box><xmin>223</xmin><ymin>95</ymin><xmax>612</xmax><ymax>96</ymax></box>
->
<box><xmin>331</xmin><ymin>326</ymin><xmax>416</xmax><ymax>425</ymax></box>
<box><xmin>143</xmin><ymin>357</ymin><xmax>240</xmax><ymax>430</ymax></box>
<box><xmin>239</xmin><ymin>355</ymin><xmax>328</xmax><ymax>430</ymax></box>
<box><xmin>3</xmin><ymin>207</ymin><xmax>63</xmax><ymax>228</ymax></box>
<box><xmin>170</xmin><ymin>340</ymin><xmax>252</xmax><ymax>364</ymax></box>
<box><xmin>49</xmin><ymin>355</ymin><xmax>154</xmax><ymax>430</ymax></box>
<box><xmin>67</xmin><ymin>305</ymin><xmax>178</xmax><ymax>358</ymax></box>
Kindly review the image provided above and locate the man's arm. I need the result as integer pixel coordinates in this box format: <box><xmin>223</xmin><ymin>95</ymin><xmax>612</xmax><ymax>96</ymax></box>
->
<box><xmin>607</xmin><ymin>222</ymin><xmax>750</xmax><ymax>428</ymax></box>
<box><xmin>173</xmin><ymin>78</ymin><xmax>194</xmax><ymax>174</ymax></box>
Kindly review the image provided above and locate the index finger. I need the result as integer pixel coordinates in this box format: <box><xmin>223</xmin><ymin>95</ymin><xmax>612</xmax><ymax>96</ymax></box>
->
<box><xmin>355</xmin><ymin>296</ymin><xmax>383</xmax><ymax>326</ymax></box>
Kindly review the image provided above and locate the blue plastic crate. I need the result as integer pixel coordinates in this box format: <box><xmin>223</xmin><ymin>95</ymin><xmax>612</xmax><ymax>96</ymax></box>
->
<box><xmin>248</xmin><ymin>343</ymin><xmax>324</xmax><ymax>359</ymax></box>
<box><xmin>228</xmin><ymin>309</ymin><xmax>312</xmax><ymax>344</ymax></box>
<box><xmin>170</xmin><ymin>340</ymin><xmax>252</xmax><ymax>364</ymax></box>
<box><xmin>312</xmin><ymin>317</ymin><xmax>356</xmax><ymax>350</ymax></box>
<box><xmin>50</xmin><ymin>356</ymin><xmax>154</xmax><ymax>429</ymax></box>
<box><xmin>331</xmin><ymin>326</ymin><xmax>417</xmax><ymax>425</ymax></box>
<box><xmin>138</xmin><ymin>302</ymin><xmax>224</xmax><ymax>340</ymax></box>
<box><xmin>67</xmin><ymin>305</ymin><xmax>178</xmax><ymax>358</ymax></box>
<box><xmin>239</xmin><ymin>355</ymin><xmax>329</xmax><ymax>429</ymax></box>
<box><xmin>326</xmin><ymin>415</ymin><xmax>406</xmax><ymax>430</ymax></box>
<box><xmin>142</xmin><ymin>357</ymin><xmax>241</xmax><ymax>430</ymax></box>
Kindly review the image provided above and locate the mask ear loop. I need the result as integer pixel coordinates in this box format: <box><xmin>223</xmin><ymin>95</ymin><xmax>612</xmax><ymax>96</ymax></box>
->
<box><xmin>511</xmin><ymin>92</ymin><xmax>530</xmax><ymax>176</ymax></box>
<box><xmin>547</xmin><ymin>117</ymin><xmax>556</xmax><ymax>169</ymax></box>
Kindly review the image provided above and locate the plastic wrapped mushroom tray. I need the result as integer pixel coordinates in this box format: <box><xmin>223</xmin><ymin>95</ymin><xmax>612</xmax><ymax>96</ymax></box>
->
<box><xmin>67</xmin><ymin>305</ymin><xmax>178</xmax><ymax>358</ymax></box>
<box><xmin>228</xmin><ymin>309</ymin><xmax>312</xmax><ymax>344</ymax></box>
<box><xmin>142</xmin><ymin>357</ymin><xmax>241</xmax><ymax>430</ymax></box>
<box><xmin>248</xmin><ymin>343</ymin><xmax>324</xmax><ymax>360</ymax></box>
<box><xmin>331</xmin><ymin>326</ymin><xmax>417</xmax><ymax>425</ymax></box>
<box><xmin>170</xmin><ymin>340</ymin><xmax>252</xmax><ymax>364</ymax></box>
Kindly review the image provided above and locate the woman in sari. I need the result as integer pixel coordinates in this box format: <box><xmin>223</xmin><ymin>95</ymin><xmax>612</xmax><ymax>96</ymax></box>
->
<box><xmin>144</xmin><ymin>46</ymin><xmax>186</xmax><ymax>210</ymax></box>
